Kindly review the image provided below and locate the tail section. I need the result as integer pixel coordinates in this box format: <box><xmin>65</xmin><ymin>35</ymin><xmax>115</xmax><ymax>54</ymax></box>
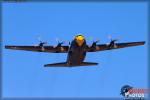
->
<box><xmin>44</xmin><ymin>62</ymin><xmax>98</xmax><ymax>67</ymax></box>
<box><xmin>44</xmin><ymin>62</ymin><xmax>68</xmax><ymax>67</ymax></box>
<box><xmin>80</xmin><ymin>62</ymin><xmax>98</xmax><ymax>66</ymax></box>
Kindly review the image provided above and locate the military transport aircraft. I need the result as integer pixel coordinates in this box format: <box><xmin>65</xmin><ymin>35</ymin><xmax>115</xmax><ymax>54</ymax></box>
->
<box><xmin>5</xmin><ymin>34</ymin><xmax>145</xmax><ymax>67</ymax></box>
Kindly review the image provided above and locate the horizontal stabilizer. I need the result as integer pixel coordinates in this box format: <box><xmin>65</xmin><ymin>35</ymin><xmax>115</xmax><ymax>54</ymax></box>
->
<box><xmin>44</xmin><ymin>62</ymin><xmax>67</xmax><ymax>67</ymax></box>
<box><xmin>44</xmin><ymin>62</ymin><xmax>98</xmax><ymax>67</ymax></box>
<box><xmin>80</xmin><ymin>62</ymin><xmax>98</xmax><ymax>66</ymax></box>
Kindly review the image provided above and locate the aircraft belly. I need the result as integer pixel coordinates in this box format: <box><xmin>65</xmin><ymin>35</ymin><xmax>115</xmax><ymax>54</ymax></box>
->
<box><xmin>67</xmin><ymin>47</ymin><xmax>86</xmax><ymax>65</ymax></box>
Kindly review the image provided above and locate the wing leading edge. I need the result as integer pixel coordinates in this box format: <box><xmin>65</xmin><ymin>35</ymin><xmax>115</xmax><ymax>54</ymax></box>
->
<box><xmin>5</xmin><ymin>45</ymin><xmax>69</xmax><ymax>53</ymax></box>
<box><xmin>86</xmin><ymin>41</ymin><xmax>145</xmax><ymax>52</ymax></box>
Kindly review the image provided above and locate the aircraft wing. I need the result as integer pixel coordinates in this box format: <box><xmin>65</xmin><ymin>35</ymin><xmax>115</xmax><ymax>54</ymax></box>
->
<box><xmin>86</xmin><ymin>41</ymin><xmax>145</xmax><ymax>52</ymax></box>
<box><xmin>5</xmin><ymin>45</ymin><xmax>69</xmax><ymax>53</ymax></box>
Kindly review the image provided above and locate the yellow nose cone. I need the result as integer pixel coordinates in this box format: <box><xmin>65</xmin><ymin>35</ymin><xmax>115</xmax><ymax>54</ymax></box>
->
<box><xmin>75</xmin><ymin>35</ymin><xmax>84</xmax><ymax>46</ymax></box>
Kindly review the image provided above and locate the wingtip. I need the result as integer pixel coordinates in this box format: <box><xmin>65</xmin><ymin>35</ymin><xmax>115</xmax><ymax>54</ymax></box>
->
<box><xmin>5</xmin><ymin>45</ymin><xmax>9</xmax><ymax>49</ymax></box>
<box><xmin>44</xmin><ymin>64</ymin><xmax>49</xmax><ymax>67</ymax></box>
<box><xmin>141</xmin><ymin>41</ymin><xmax>146</xmax><ymax>45</ymax></box>
<box><xmin>5</xmin><ymin>45</ymin><xmax>16</xmax><ymax>49</ymax></box>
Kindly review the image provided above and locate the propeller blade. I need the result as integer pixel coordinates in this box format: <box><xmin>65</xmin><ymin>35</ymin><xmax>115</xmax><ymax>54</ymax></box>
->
<box><xmin>55</xmin><ymin>37</ymin><xmax>59</xmax><ymax>42</ymax></box>
<box><xmin>89</xmin><ymin>36</ymin><xmax>100</xmax><ymax>46</ymax></box>
<box><xmin>108</xmin><ymin>35</ymin><xmax>112</xmax><ymax>40</ymax></box>
<box><xmin>107</xmin><ymin>35</ymin><xmax>119</xmax><ymax>42</ymax></box>
<box><xmin>37</xmin><ymin>36</ymin><xmax>43</xmax><ymax>43</ymax></box>
<box><xmin>106</xmin><ymin>42</ymin><xmax>110</xmax><ymax>46</ymax></box>
<box><xmin>95</xmin><ymin>39</ymin><xmax>100</xmax><ymax>43</ymax></box>
<box><xmin>38</xmin><ymin>37</ymin><xmax>41</xmax><ymax>41</ymax></box>
<box><xmin>55</xmin><ymin>38</ymin><xmax>65</xmax><ymax>44</ymax></box>
<box><xmin>89</xmin><ymin>36</ymin><xmax>93</xmax><ymax>41</ymax></box>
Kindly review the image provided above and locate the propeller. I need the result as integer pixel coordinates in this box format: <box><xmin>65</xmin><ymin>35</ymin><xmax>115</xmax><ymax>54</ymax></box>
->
<box><xmin>94</xmin><ymin>39</ymin><xmax>100</xmax><ymax>44</ymax></box>
<box><xmin>107</xmin><ymin>35</ymin><xmax>118</xmax><ymax>48</ymax></box>
<box><xmin>53</xmin><ymin>38</ymin><xmax>67</xmax><ymax>52</ymax></box>
<box><xmin>39</xmin><ymin>41</ymin><xmax>48</xmax><ymax>47</ymax></box>
<box><xmin>89</xmin><ymin>36</ymin><xmax>100</xmax><ymax>47</ymax></box>
<box><xmin>91</xmin><ymin>39</ymin><xmax>100</xmax><ymax>47</ymax></box>
<box><xmin>55</xmin><ymin>37</ymin><xmax>66</xmax><ymax>47</ymax></box>
<box><xmin>108</xmin><ymin>35</ymin><xmax>119</xmax><ymax>42</ymax></box>
<box><xmin>57</xmin><ymin>41</ymin><xmax>65</xmax><ymax>47</ymax></box>
<box><xmin>34</xmin><ymin>36</ymin><xmax>48</xmax><ymax>47</ymax></box>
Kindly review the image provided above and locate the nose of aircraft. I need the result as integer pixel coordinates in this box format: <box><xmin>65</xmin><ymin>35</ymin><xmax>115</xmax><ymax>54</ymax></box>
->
<box><xmin>75</xmin><ymin>35</ymin><xmax>84</xmax><ymax>46</ymax></box>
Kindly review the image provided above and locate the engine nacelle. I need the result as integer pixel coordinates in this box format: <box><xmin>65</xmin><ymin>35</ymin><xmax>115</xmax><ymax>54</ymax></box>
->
<box><xmin>108</xmin><ymin>40</ymin><xmax>117</xmax><ymax>49</ymax></box>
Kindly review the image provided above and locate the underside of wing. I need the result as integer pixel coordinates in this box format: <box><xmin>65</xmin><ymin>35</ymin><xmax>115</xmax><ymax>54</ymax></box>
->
<box><xmin>86</xmin><ymin>41</ymin><xmax>145</xmax><ymax>52</ymax></box>
<box><xmin>5</xmin><ymin>45</ymin><xmax>69</xmax><ymax>53</ymax></box>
